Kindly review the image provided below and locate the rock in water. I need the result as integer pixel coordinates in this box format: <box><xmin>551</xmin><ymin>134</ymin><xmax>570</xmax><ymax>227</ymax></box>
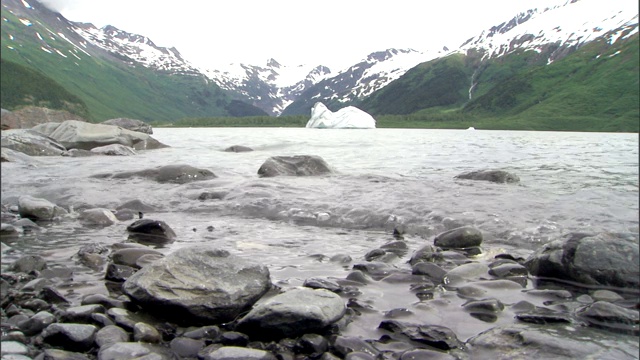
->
<box><xmin>305</xmin><ymin>102</ymin><xmax>376</xmax><ymax>129</ymax></box>
<box><xmin>455</xmin><ymin>169</ymin><xmax>520</xmax><ymax>184</ymax></box>
<box><xmin>122</xmin><ymin>247</ymin><xmax>271</xmax><ymax>324</ymax></box>
<box><xmin>257</xmin><ymin>155</ymin><xmax>332</xmax><ymax>177</ymax></box>
<box><xmin>101</xmin><ymin>118</ymin><xmax>153</xmax><ymax>134</ymax></box>
<box><xmin>524</xmin><ymin>232</ymin><xmax>639</xmax><ymax>289</ymax></box>
<box><xmin>126</xmin><ymin>219</ymin><xmax>176</xmax><ymax>245</ymax></box>
<box><xmin>237</xmin><ymin>287</ymin><xmax>345</xmax><ymax>339</ymax></box>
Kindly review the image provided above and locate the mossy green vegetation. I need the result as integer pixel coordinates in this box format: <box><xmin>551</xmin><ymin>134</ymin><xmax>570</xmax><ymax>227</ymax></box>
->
<box><xmin>0</xmin><ymin>58</ymin><xmax>90</xmax><ymax>118</ymax></box>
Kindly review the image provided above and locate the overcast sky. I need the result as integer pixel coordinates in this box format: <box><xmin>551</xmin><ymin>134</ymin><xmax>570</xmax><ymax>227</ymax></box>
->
<box><xmin>40</xmin><ymin>0</ymin><xmax>573</xmax><ymax>70</ymax></box>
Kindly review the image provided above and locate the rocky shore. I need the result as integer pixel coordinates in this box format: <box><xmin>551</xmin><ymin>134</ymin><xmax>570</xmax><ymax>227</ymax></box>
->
<box><xmin>1</xmin><ymin>123</ymin><xmax>639</xmax><ymax>359</ymax></box>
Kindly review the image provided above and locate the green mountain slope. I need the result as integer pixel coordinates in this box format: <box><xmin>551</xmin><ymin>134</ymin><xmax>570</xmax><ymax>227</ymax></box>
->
<box><xmin>0</xmin><ymin>1</ymin><xmax>265</xmax><ymax>122</ymax></box>
<box><xmin>1</xmin><ymin>58</ymin><xmax>89</xmax><ymax>118</ymax></box>
<box><xmin>358</xmin><ymin>32</ymin><xmax>639</xmax><ymax>132</ymax></box>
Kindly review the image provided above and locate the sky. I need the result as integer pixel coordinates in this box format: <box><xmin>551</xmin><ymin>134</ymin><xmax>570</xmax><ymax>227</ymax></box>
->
<box><xmin>39</xmin><ymin>0</ymin><xmax>580</xmax><ymax>71</ymax></box>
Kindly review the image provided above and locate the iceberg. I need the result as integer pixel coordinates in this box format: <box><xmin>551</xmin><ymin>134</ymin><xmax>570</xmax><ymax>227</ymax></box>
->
<box><xmin>305</xmin><ymin>102</ymin><xmax>376</xmax><ymax>129</ymax></box>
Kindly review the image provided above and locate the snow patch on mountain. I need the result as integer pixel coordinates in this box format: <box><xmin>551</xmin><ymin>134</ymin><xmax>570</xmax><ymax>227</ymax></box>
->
<box><xmin>457</xmin><ymin>0</ymin><xmax>639</xmax><ymax>61</ymax></box>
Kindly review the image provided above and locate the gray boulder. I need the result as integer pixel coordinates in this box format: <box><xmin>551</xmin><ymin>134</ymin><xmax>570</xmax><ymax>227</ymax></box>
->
<box><xmin>98</xmin><ymin>342</ymin><xmax>174</xmax><ymax>360</ymax></box>
<box><xmin>257</xmin><ymin>155</ymin><xmax>332</xmax><ymax>177</ymax></box>
<box><xmin>41</xmin><ymin>323</ymin><xmax>98</xmax><ymax>352</ymax></box>
<box><xmin>31</xmin><ymin>120</ymin><xmax>168</xmax><ymax>150</ymax></box>
<box><xmin>237</xmin><ymin>287</ymin><xmax>345</xmax><ymax>339</ymax></box>
<box><xmin>101</xmin><ymin>118</ymin><xmax>153</xmax><ymax>134</ymax></box>
<box><xmin>90</xmin><ymin>144</ymin><xmax>137</xmax><ymax>156</ymax></box>
<box><xmin>201</xmin><ymin>346</ymin><xmax>276</xmax><ymax>360</ymax></box>
<box><xmin>1</xmin><ymin>129</ymin><xmax>66</xmax><ymax>156</ymax></box>
<box><xmin>18</xmin><ymin>195</ymin><xmax>68</xmax><ymax>221</ymax></box>
<box><xmin>455</xmin><ymin>169</ymin><xmax>520</xmax><ymax>183</ymax></box>
<box><xmin>79</xmin><ymin>208</ymin><xmax>118</xmax><ymax>227</ymax></box>
<box><xmin>122</xmin><ymin>247</ymin><xmax>271</xmax><ymax>324</ymax></box>
<box><xmin>434</xmin><ymin>226</ymin><xmax>483</xmax><ymax>249</ymax></box>
<box><xmin>93</xmin><ymin>164</ymin><xmax>216</xmax><ymax>184</ymax></box>
<box><xmin>1</xmin><ymin>147</ymin><xmax>40</xmax><ymax>164</ymax></box>
<box><xmin>524</xmin><ymin>232</ymin><xmax>639</xmax><ymax>289</ymax></box>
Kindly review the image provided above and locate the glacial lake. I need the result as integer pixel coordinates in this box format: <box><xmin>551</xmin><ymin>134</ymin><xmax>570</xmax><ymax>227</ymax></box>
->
<box><xmin>1</xmin><ymin>127</ymin><xmax>638</xmax><ymax>352</ymax></box>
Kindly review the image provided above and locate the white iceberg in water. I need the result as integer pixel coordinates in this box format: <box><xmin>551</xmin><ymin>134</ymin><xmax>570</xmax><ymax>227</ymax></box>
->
<box><xmin>305</xmin><ymin>102</ymin><xmax>376</xmax><ymax>129</ymax></box>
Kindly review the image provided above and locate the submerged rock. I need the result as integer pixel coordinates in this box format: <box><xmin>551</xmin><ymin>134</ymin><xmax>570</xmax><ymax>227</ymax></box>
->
<box><xmin>94</xmin><ymin>164</ymin><xmax>216</xmax><ymax>184</ymax></box>
<box><xmin>455</xmin><ymin>169</ymin><xmax>520</xmax><ymax>184</ymax></box>
<box><xmin>126</xmin><ymin>219</ymin><xmax>177</xmax><ymax>245</ymax></box>
<box><xmin>225</xmin><ymin>145</ymin><xmax>253</xmax><ymax>152</ymax></box>
<box><xmin>257</xmin><ymin>155</ymin><xmax>332</xmax><ymax>177</ymax></box>
<box><xmin>524</xmin><ymin>232</ymin><xmax>640</xmax><ymax>289</ymax></box>
<box><xmin>122</xmin><ymin>247</ymin><xmax>271</xmax><ymax>324</ymax></box>
<box><xmin>18</xmin><ymin>195</ymin><xmax>67</xmax><ymax>221</ymax></box>
<box><xmin>237</xmin><ymin>287</ymin><xmax>346</xmax><ymax>340</ymax></box>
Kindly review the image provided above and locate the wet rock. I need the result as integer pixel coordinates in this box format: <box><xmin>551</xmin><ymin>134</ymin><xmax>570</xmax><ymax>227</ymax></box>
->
<box><xmin>106</xmin><ymin>308</ymin><xmax>140</xmax><ymax>331</ymax></box>
<box><xmin>60</xmin><ymin>304</ymin><xmax>106</xmax><ymax>325</ymax></box>
<box><xmin>101</xmin><ymin>118</ymin><xmax>153</xmax><ymax>134</ymax></box>
<box><xmin>9</xmin><ymin>255</ymin><xmax>47</xmax><ymax>273</ymax></box>
<box><xmin>182</xmin><ymin>325</ymin><xmax>220</xmax><ymax>340</ymax></box>
<box><xmin>352</xmin><ymin>262</ymin><xmax>397</xmax><ymax>280</ymax></box>
<box><xmin>257</xmin><ymin>155</ymin><xmax>332</xmax><ymax>177</ymax></box>
<box><xmin>35</xmin><ymin>348</ymin><xmax>92</xmax><ymax>360</ymax></box>
<box><xmin>41</xmin><ymin>323</ymin><xmax>97</xmax><ymax>352</ymax></box>
<box><xmin>224</xmin><ymin>145</ymin><xmax>253</xmax><ymax>152</ymax></box>
<box><xmin>105</xmin><ymin>263</ymin><xmax>137</xmax><ymax>282</ymax></box>
<box><xmin>110</xmin><ymin>247</ymin><xmax>164</xmax><ymax>268</ymax></box>
<box><xmin>95</xmin><ymin>164</ymin><xmax>216</xmax><ymax>184</ymax></box>
<box><xmin>216</xmin><ymin>331</ymin><xmax>249</xmax><ymax>346</ymax></box>
<box><xmin>488</xmin><ymin>263</ymin><xmax>528</xmax><ymax>278</ymax></box>
<box><xmin>399</xmin><ymin>348</ymin><xmax>458</xmax><ymax>359</ymax></box>
<box><xmin>378</xmin><ymin>320</ymin><xmax>465</xmax><ymax>351</ymax></box>
<box><xmin>434</xmin><ymin>226</ymin><xmax>483</xmax><ymax>249</ymax></box>
<box><xmin>17</xmin><ymin>310</ymin><xmax>55</xmax><ymax>336</ymax></box>
<box><xmin>344</xmin><ymin>352</ymin><xmax>376</xmax><ymax>360</ymax></box>
<box><xmin>515</xmin><ymin>307</ymin><xmax>572</xmax><ymax>325</ymax></box>
<box><xmin>80</xmin><ymin>294</ymin><xmax>125</xmax><ymax>309</ymax></box>
<box><xmin>61</xmin><ymin>148</ymin><xmax>96</xmax><ymax>157</ymax></box>
<box><xmin>90</xmin><ymin>144</ymin><xmax>137</xmax><ymax>156</ymax></box>
<box><xmin>18</xmin><ymin>196</ymin><xmax>67</xmax><ymax>221</ymax></box>
<box><xmin>237</xmin><ymin>287</ymin><xmax>345</xmax><ymax>340</ymax></box>
<box><xmin>463</xmin><ymin>298</ymin><xmax>505</xmax><ymax>314</ymax></box>
<box><xmin>98</xmin><ymin>342</ymin><xmax>174</xmax><ymax>360</ymax></box>
<box><xmin>170</xmin><ymin>336</ymin><xmax>206</xmax><ymax>358</ymax></box>
<box><xmin>200</xmin><ymin>346</ymin><xmax>277</xmax><ymax>360</ymax></box>
<box><xmin>198</xmin><ymin>191</ymin><xmax>227</xmax><ymax>200</ymax></box>
<box><xmin>591</xmin><ymin>290</ymin><xmax>624</xmax><ymax>303</ymax></box>
<box><xmin>116</xmin><ymin>199</ymin><xmax>157</xmax><ymax>213</ymax></box>
<box><xmin>294</xmin><ymin>333</ymin><xmax>329</xmax><ymax>357</ymax></box>
<box><xmin>78</xmin><ymin>208</ymin><xmax>118</xmax><ymax>227</ymax></box>
<box><xmin>94</xmin><ymin>325</ymin><xmax>129</xmax><ymax>348</ymax></box>
<box><xmin>455</xmin><ymin>169</ymin><xmax>520</xmax><ymax>184</ymax></box>
<box><xmin>303</xmin><ymin>277</ymin><xmax>343</xmax><ymax>293</ymax></box>
<box><xmin>123</xmin><ymin>247</ymin><xmax>271</xmax><ymax>325</ymax></box>
<box><xmin>576</xmin><ymin>301</ymin><xmax>639</xmax><ymax>335</ymax></box>
<box><xmin>0</xmin><ymin>341</ymin><xmax>29</xmax><ymax>357</ymax></box>
<box><xmin>133</xmin><ymin>322</ymin><xmax>162</xmax><ymax>343</ymax></box>
<box><xmin>524</xmin><ymin>232</ymin><xmax>639</xmax><ymax>289</ymax></box>
<box><xmin>466</xmin><ymin>324</ymin><xmax>639</xmax><ymax>359</ymax></box>
<box><xmin>1</xmin><ymin>129</ymin><xmax>66</xmax><ymax>156</ymax></box>
<box><xmin>126</xmin><ymin>219</ymin><xmax>177</xmax><ymax>245</ymax></box>
<box><xmin>331</xmin><ymin>336</ymin><xmax>380</xmax><ymax>358</ymax></box>
<box><xmin>408</xmin><ymin>244</ymin><xmax>442</xmax><ymax>265</ymax></box>
<box><xmin>411</xmin><ymin>262</ymin><xmax>447</xmax><ymax>282</ymax></box>
<box><xmin>32</xmin><ymin>120</ymin><xmax>168</xmax><ymax>150</ymax></box>
<box><xmin>0</xmin><ymin>223</ymin><xmax>21</xmax><ymax>237</ymax></box>
<box><xmin>443</xmin><ymin>263</ymin><xmax>489</xmax><ymax>286</ymax></box>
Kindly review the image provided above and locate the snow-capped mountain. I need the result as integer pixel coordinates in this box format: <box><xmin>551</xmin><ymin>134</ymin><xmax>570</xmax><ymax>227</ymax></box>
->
<box><xmin>72</xmin><ymin>23</ymin><xmax>201</xmax><ymax>75</ymax></box>
<box><xmin>202</xmin><ymin>59</ymin><xmax>332</xmax><ymax>116</ymax></box>
<box><xmin>457</xmin><ymin>0</ymin><xmax>638</xmax><ymax>62</ymax></box>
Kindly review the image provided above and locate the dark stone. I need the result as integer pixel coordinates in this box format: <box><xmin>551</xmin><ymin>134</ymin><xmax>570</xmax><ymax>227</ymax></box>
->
<box><xmin>41</xmin><ymin>323</ymin><xmax>98</xmax><ymax>352</ymax></box>
<box><xmin>455</xmin><ymin>169</ymin><xmax>520</xmax><ymax>183</ymax></box>
<box><xmin>170</xmin><ymin>336</ymin><xmax>206</xmax><ymax>358</ymax></box>
<box><xmin>408</xmin><ymin>244</ymin><xmax>442</xmax><ymax>265</ymax></box>
<box><xmin>36</xmin><ymin>349</ymin><xmax>92</xmax><ymax>360</ymax></box>
<box><xmin>576</xmin><ymin>301</ymin><xmax>639</xmax><ymax>335</ymax></box>
<box><xmin>411</xmin><ymin>262</ymin><xmax>447</xmax><ymax>282</ymax></box>
<box><xmin>257</xmin><ymin>155</ymin><xmax>332</xmax><ymax>177</ymax></box>
<box><xmin>378</xmin><ymin>320</ymin><xmax>465</xmax><ymax>351</ymax></box>
<box><xmin>224</xmin><ymin>145</ymin><xmax>253</xmax><ymax>152</ymax></box>
<box><xmin>105</xmin><ymin>263</ymin><xmax>137</xmax><ymax>282</ymax></box>
<box><xmin>331</xmin><ymin>336</ymin><xmax>380</xmax><ymax>358</ymax></box>
<box><xmin>216</xmin><ymin>331</ymin><xmax>250</xmax><ymax>347</ymax></box>
<box><xmin>515</xmin><ymin>308</ymin><xmax>572</xmax><ymax>325</ymax></box>
<box><xmin>126</xmin><ymin>219</ymin><xmax>177</xmax><ymax>245</ymax></box>
<box><xmin>303</xmin><ymin>277</ymin><xmax>343</xmax><ymax>293</ymax></box>
<box><xmin>524</xmin><ymin>232</ymin><xmax>640</xmax><ymax>289</ymax></box>
<box><xmin>488</xmin><ymin>263</ymin><xmax>529</xmax><ymax>278</ymax></box>
<box><xmin>294</xmin><ymin>333</ymin><xmax>329</xmax><ymax>356</ymax></box>
<box><xmin>94</xmin><ymin>164</ymin><xmax>216</xmax><ymax>184</ymax></box>
<box><xmin>434</xmin><ymin>226</ymin><xmax>483</xmax><ymax>249</ymax></box>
